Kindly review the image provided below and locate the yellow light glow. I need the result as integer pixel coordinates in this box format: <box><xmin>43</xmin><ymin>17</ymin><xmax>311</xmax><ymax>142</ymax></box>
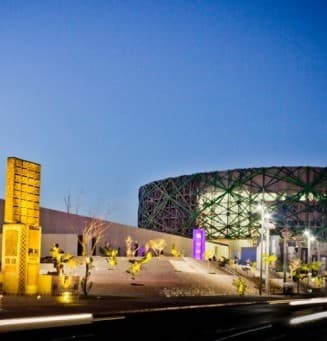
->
<box><xmin>57</xmin><ymin>291</ymin><xmax>74</xmax><ymax>304</ymax></box>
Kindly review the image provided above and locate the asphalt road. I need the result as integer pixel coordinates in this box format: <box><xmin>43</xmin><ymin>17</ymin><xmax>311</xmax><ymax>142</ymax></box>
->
<box><xmin>1</xmin><ymin>295</ymin><xmax>327</xmax><ymax>340</ymax></box>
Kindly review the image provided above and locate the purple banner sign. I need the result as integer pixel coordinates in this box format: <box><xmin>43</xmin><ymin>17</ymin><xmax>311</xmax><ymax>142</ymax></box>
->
<box><xmin>192</xmin><ymin>228</ymin><xmax>205</xmax><ymax>260</ymax></box>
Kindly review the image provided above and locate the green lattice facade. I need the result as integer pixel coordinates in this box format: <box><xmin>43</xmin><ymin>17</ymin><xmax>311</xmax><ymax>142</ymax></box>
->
<box><xmin>138</xmin><ymin>167</ymin><xmax>327</xmax><ymax>240</ymax></box>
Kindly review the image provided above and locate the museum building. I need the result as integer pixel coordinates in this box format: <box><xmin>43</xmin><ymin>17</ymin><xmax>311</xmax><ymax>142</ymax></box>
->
<box><xmin>138</xmin><ymin>166</ymin><xmax>327</xmax><ymax>241</ymax></box>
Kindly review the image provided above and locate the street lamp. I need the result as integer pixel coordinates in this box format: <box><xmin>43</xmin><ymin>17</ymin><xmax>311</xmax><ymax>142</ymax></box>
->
<box><xmin>257</xmin><ymin>202</ymin><xmax>274</xmax><ymax>296</ymax></box>
<box><xmin>264</xmin><ymin>220</ymin><xmax>275</xmax><ymax>295</ymax></box>
<box><xmin>258</xmin><ymin>203</ymin><xmax>265</xmax><ymax>296</ymax></box>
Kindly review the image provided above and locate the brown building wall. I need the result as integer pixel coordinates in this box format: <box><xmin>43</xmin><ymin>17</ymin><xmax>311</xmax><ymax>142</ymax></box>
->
<box><xmin>0</xmin><ymin>199</ymin><xmax>198</xmax><ymax>258</ymax></box>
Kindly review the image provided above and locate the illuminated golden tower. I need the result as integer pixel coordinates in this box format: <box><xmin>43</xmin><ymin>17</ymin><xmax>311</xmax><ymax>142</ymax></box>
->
<box><xmin>1</xmin><ymin>157</ymin><xmax>42</xmax><ymax>294</ymax></box>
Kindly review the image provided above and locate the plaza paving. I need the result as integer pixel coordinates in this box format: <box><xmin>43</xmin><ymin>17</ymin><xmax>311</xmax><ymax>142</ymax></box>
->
<box><xmin>40</xmin><ymin>256</ymin><xmax>261</xmax><ymax>297</ymax></box>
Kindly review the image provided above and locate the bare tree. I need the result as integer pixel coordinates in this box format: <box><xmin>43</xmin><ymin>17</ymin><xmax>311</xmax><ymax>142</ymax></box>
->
<box><xmin>79</xmin><ymin>216</ymin><xmax>109</xmax><ymax>296</ymax></box>
<box><xmin>64</xmin><ymin>193</ymin><xmax>111</xmax><ymax>296</ymax></box>
<box><xmin>64</xmin><ymin>194</ymin><xmax>72</xmax><ymax>214</ymax></box>
<box><xmin>79</xmin><ymin>217</ymin><xmax>108</xmax><ymax>257</ymax></box>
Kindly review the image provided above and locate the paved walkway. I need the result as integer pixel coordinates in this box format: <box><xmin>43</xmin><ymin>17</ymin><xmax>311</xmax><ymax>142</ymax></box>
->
<box><xmin>39</xmin><ymin>256</ymin><xmax>262</xmax><ymax>297</ymax></box>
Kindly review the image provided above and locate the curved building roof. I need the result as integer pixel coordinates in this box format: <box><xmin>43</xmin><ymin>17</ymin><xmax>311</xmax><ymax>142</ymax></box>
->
<box><xmin>138</xmin><ymin>166</ymin><xmax>327</xmax><ymax>239</ymax></box>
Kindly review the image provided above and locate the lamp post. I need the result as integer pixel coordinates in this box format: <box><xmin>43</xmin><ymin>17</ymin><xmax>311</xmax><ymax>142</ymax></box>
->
<box><xmin>258</xmin><ymin>202</ymin><xmax>274</xmax><ymax>296</ymax></box>
<box><xmin>259</xmin><ymin>219</ymin><xmax>264</xmax><ymax>296</ymax></box>
<box><xmin>281</xmin><ymin>228</ymin><xmax>292</xmax><ymax>294</ymax></box>
<box><xmin>258</xmin><ymin>203</ymin><xmax>266</xmax><ymax>296</ymax></box>
<box><xmin>264</xmin><ymin>221</ymin><xmax>275</xmax><ymax>295</ymax></box>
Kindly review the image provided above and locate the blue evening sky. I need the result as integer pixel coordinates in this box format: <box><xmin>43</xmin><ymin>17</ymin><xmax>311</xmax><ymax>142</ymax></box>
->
<box><xmin>0</xmin><ymin>0</ymin><xmax>326</xmax><ymax>226</ymax></box>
